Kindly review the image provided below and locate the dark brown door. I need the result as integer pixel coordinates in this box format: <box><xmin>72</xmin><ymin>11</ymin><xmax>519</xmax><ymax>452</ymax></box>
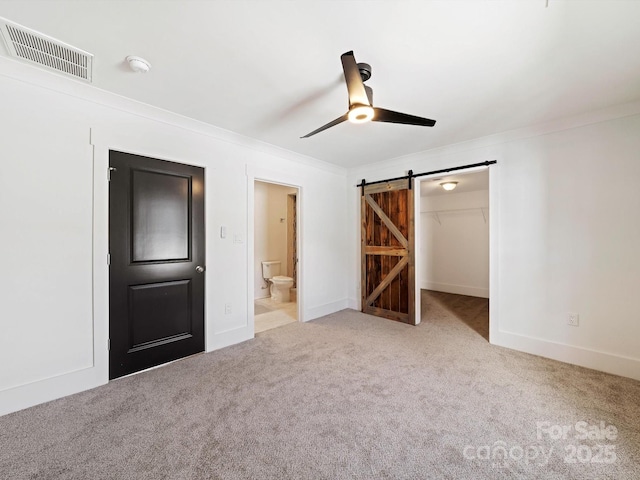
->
<box><xmin>109</xmin><ymin>150</ymin><xmax>205</xmax><ymax>379</ymax></box>
<box><xmin>361</xmin><ymin>179</ymin><xmax>416</xmax><ymax>324</ymax></box>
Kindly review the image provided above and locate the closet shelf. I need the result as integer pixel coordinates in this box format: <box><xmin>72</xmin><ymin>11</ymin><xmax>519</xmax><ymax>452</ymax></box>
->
<box><xmin>422</xmin><ymin>207</ymin><xmax>488</xmax><ymax>225</ymax></box>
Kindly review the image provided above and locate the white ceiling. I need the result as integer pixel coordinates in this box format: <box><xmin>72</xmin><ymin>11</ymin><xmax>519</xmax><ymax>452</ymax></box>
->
<box><xmin>1</xmin><ymin>1</ymin><xmax>639</xmax><ymax>169</ymax></box>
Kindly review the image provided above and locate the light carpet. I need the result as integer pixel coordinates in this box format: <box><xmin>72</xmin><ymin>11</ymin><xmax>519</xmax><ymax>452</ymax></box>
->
<box><xmin>1</xmin><ymin>291</ymin><xmax>638</xmax><ymax>479</ymax></box>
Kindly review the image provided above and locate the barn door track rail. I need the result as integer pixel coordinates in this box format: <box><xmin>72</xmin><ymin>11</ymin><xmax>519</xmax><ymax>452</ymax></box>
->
<box><xmin>357</xmin><ymin>160</ymin><xmax>497</xmax><ymax>194</ymax></box>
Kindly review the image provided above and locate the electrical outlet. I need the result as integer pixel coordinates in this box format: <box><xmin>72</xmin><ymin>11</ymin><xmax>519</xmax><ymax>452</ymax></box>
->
<box><xmin>567</xmin><ymin>312</ymin><xmax>579</xmax><ymax>327</ymax></box>
<box><xmin>224</xmin><ymin>303</ymin><xmax>232</xmax><ymax>314</ymax></box>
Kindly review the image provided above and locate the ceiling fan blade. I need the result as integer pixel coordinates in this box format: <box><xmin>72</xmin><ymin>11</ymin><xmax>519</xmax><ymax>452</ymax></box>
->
<box><xmin>341</xmin><ymin>51</ymin><xmax>370</xmax><ymax>107</ymax></box>
<box><xmin>300</xmin><ymin>113</ymin><xmax>348</xmax><ymax>138</ymax></box>
<box><xmin>365</xmin><ymin>85</ymin><xmax>373</xmax><ymax>105</ymax></box>
<box><xmin>373</xmin><ymin>108</ymin><xmax>436</xmax><ymax>127</ymax></box>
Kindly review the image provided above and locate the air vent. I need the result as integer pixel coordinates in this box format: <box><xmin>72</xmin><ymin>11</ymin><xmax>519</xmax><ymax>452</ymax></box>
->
<box><xmin>0</xmin><ymin>18</ymin><xmax>93</xmax><ymax>81</ymax></box>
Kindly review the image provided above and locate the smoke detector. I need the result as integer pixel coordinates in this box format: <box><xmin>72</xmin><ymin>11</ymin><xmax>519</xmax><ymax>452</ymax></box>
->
<box><xmin>0</xmin><ymin>17</ymin><xmax>93</xmax><ymax>81</ymax></box>
<box><xmin>126</xmin><ymin>55</ymin><xmax>151</xmax><ymax>73</ymax></box>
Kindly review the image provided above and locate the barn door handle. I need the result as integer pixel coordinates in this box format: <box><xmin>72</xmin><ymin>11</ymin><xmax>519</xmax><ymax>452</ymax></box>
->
<box><xmin>195</xmin><ymin>265</ymin><xmax>205</xmax><ymax>273</ymax></box>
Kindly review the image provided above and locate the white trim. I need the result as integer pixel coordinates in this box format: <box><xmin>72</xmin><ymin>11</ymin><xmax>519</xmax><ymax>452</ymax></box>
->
<box><xmin>91</xmin><ymin>137</ymin><xmax>110</xmax><ymax>388</ymax></box>
<box><xmin>247</xmin><ymin>175</ymin><xmax>256</xmax><ymax>335</ymax></box>
<box><xmin>206</xmin><ymin>325</ymin><xmax>253</xmax><ymax>352</ymax></box>
<box><xmin>0</xmin><ymin>366</ymin><xmax>105</xmax><ymax>417</ymax></box>
<box><xmin>246</xmin><ymin>165</ymin><xmax>305</xmax><ymax>332</ymax></box>
<box><xmin>421</xmin><ymin>282</ymin><xmax>489</xmax><ymax>299</ymax></box>
<box><xmin>91</xmin><ymin>136</ymin><xmax>229</xmax><ymax>355</ymax></box>
<box><xmin>488</xmin><ymin>164</ymin><xmax>500</xmax><ymax>345</ymax></box>
<box><xmin>0</xmin><ymin>137</ymin><xmax>107</xmax><ymax>416</ymax></box>
<box><xmin>413</xmin><ymin>178</ymin><xmax>422</xmax><ymax>325</ymax></box>
<box><xmin>354</xmin><ymin>100</ymin><xmax>640</xmax><ymax>176</ymax></box>
<box><xmin>492</xmin><ymin>331</ymin><xmax>640</xmax><ymax>382</ymax></box>
<box><xmin>347</xmin><ymin>298</ymin><xmax>360</xmax><ymax>310</ymax></box>
<box><xmin>306</xmin><ymin>299</ymin><xmax>350</xmax><ymax>321</ymax></box>
<box><xmin>487</xmin><ymin>158</ymin><xmax>640</xmax><ymax>381</ymax></box>
<box><xmin>414</xmin><ymin>164</ymin><xmax>496</xmax><ymax>328</ymax></box>
<box><xmin>0</xmin><ymin>55</ymin><xmax>345</xmax><ymax>177</ymax></box>
<box><xmin>0</xmin><ymin>137</ymin><xmax>109</xmax><ymax>415</ymax></box>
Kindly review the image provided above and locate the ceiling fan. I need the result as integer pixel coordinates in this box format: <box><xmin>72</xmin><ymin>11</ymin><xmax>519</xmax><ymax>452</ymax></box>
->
<box><xmin>301</xmin><ymin>50</ymin><xmax>436</xmax><ymax>138</ymax></box>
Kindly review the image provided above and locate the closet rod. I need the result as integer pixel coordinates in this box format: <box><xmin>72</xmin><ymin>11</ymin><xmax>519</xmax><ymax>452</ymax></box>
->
<box><xmin>423</xmin><ymin>207</ymin><xmax>488</xmax><ymax>224</ymax></box>
<box><xmin>357</xmin><ymin>160</ymin><xmax>496</xmax><ymax>193</ymax></box>
<box><xmin>422</xmin><ymin>207</ymin><xmax>488</xmax><ymax>215</ymax></box>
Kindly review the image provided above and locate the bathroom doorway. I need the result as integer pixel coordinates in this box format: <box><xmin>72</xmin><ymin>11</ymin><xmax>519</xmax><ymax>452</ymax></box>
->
<box><xmin>253</xmin><ymin>180</ymin><xmax>299</xmax><ymax>333</ymax></box>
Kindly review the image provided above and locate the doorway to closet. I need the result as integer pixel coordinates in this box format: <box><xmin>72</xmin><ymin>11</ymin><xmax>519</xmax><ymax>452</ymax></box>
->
<box><xmin>418</xmin><ymin>168</ymin><xmax>490</xmax><ymax>340</ymax></box>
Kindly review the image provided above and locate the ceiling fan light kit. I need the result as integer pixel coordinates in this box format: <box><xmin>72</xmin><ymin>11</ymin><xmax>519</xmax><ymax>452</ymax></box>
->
<box><xmin>348</xmin><ymin>104</ymin><xmax>374</xmax><ymax>123</ymax></box>
<box><xmin>302</xmin><ymin>50</ymin><xmax>436</xmax><ymax>138</ymax></box>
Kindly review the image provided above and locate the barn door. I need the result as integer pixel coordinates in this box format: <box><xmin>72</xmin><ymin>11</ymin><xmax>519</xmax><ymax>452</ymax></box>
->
<box><xmin>361</xmin><ymin>179</ymin><xmax>416</xmax><ymax>324</ymax></box>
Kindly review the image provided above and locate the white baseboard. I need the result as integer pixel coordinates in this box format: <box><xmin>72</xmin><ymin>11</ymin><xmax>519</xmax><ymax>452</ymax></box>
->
<box><xmin>347</xmin><ymin>298</ymin><xmax>360</xmax><ymax>310</ymax></box>
<box><xmin>207</xmin><ymin>324</ymin><xmax>253</xmax><ymax>352</ymax></box>
<box><xmin>492</xmin><ymin>330</ymin><xmax>640</xmax><ymax>382</ymax></box>
<box><xmin>305</xmin><ymin>299</ymin><xmax>350</xmax><ymax>321</ymax></box>
<box><xmin>0</xmin><ymin>324</ymin><xmax>254</xmax><ymax>417</ymax></box>
<box><xmin>0</xmin><ymin>367</ymin><xmax>106</xmax><ymax>417</ymax></box>
<box><xmin>422</xmin><ymin>281</ymin><xmax>489</xmax><ymax>298</ymax></box>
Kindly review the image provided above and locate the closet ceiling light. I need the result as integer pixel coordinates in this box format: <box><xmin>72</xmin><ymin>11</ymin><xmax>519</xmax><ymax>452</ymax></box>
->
<box><xmin>440</xmin><ymin>182</ymin><xmax>458</xmax><ymax>191</ymax></box>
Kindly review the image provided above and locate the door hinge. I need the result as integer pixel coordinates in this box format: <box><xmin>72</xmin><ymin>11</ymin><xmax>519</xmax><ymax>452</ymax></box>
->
<box><xmin>108</xmin><ymin>338</ymin><xmax>110</xmax><ymax>351</ymax></box>
<box><xmin>108</xmin><ymin>166</ymin><xmax>117</xmax><ymax>181</ymax></box>
<box><xmin>107</xmin><ymin>253</ymin><xmax>111</xmax><ymax>266</ymax></box>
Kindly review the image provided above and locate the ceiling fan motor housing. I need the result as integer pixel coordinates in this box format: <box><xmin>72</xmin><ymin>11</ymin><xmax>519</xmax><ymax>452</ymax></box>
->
<box><xmin>358</xmin><ymin>62</ymin><xmax>372</xmax><ymax>82</ymax></box>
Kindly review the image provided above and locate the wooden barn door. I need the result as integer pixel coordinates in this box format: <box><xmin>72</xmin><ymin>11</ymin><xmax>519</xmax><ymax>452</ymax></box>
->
<box><xmin>361</xmin><ymin>179</ymin><xmax>416</xmax><ymax>324</ymax></box>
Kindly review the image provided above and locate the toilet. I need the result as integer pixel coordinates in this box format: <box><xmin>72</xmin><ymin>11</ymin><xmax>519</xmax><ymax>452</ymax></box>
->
<box><xmin>262</xmin><ymin>261</ymin><xmax>294</xmax><ymax>303</ymax></box>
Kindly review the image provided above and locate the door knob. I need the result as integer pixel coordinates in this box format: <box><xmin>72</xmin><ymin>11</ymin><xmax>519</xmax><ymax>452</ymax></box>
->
<box><xmin>195</xmin><ymin>265</ymin><xmax>205</xmax><ymax>273</ymax></box>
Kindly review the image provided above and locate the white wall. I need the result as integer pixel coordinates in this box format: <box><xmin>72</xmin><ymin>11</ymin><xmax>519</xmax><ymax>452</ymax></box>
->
<box><xmin>3</xmin><ymin>53</ymin><xmax>639</xmax><ymax>417</ymax></box>
<box><xmin>254</xmin><ymin>181</ymin><xmax>297</xmax><ymax>299</ymax></box>
<box><xmin>347</xmin><ymin>103</ymin><xmax>640</xmax><ymax>381</ymax></box>
<box><xmin>0</xmin><ymin>58</ymin><xmax>349</xmax><ymax>416</ymax></box>
<box><xmin>420</xmin><ymin>190</ymin><xmax>489</xmax><ymax>298</ymax></box>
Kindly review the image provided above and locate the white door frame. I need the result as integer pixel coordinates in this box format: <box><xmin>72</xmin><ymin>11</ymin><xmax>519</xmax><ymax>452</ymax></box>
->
<box><xmin>91</xmin><ymin>133</ymin><xmax>214</xmax><ymax>384</ymax></box>
<box><xmin>246</xmin><ymin>166</ymin><xmax>304</xmax><ymax>334</ymax></box>
<box><xmin>412</xmin><ymin>163</ymin><xmax>499</xmax><ymax>341</ymax></box>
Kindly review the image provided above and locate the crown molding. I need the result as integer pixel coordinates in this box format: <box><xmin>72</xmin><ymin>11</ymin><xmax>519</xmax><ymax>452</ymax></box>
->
<box><xmin>0</xmin><ymin>55</ymin><xmax>346</xmax><ymax>177</ymax></box>
<box><xmin>351</xmin><ymin>98</ymin><xmax>640</xmax><ymax>176</ymax></box>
